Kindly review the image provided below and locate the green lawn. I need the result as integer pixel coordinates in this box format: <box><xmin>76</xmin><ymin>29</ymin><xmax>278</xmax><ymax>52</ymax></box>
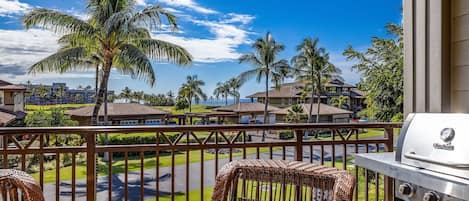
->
<box><xmin>155</xmin><ymin>105</ymin><xmax>212</xmax><ymax>114</ymax></box>
<box><xmin>32</xmin><ymin>147</ymin><xmax>278</xmax><ymax>183</ymax></box>
<box><xmin>25</xmin><ymin>103</ymin><xmax>92</xmax><ymax>112</ymax></box>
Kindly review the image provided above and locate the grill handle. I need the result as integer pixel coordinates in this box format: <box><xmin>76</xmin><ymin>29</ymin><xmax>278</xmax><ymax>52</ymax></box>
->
<box><xmin>404</xmin><ymin>152</ymin><xmax>469</xmax><ymax>169</ymax></box>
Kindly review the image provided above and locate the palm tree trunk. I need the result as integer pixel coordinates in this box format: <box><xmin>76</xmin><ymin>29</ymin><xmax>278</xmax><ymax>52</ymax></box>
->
<box><xmin>92</xmin><ymin>60</ymin><xmax>111</xmax><ymax>125</ymax></box>
<box><xmin>316</xmin><ymin>75</ymin><xmax>321</xmax><ymax>123</ymax></box>
<box><xmin>225</xmin><ymin>94</ymin><xmax>228</xmax><ymax>106</ymax></box>
<box><xmin>189</xmin><ymin>94</ymin><xmax>192</xmax><ymax>113</ymax></box>
<box><xmin>308</xmin><ymin>73</ymin><xmax>315</xmax><ymax>123</ymax></box>
<box><xmin>262</xmin><ymin>71</ymin><xmax>269</xmax><ymax>142</ymax></box>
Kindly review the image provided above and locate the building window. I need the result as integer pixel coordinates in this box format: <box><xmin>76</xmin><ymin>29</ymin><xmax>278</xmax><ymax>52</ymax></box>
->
<box><xmin>145</xmin><ymin>119</ymin><xmax>161</xmax><ymax>125</ymax></box>
<box><xmin>120</xmin><ymin>120</ymin><xmax>138</xmax><ymax>126</ymax></box>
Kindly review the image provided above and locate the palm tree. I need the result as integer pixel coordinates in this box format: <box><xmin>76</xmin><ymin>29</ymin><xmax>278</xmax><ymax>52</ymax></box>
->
<box><xmin>292</xmin><ymin>38</ymin><xmax>341</xmax><ymax>123</ymax></box>
<box><xmin>213</xmin><ymin>82</ymin><xmax>230</xmax><ymax>106</ymax></box>
<box><xmin>24</xmin><ymin>0</ymin><xmax>192</xmax><ymax>125</ymax></box>
<box><xmin>285</xmin><ymin>104</ymin><xmax>305</xmax><ymax>123</ymax></box>
<box><xmin>119</xmin><ymin>87</ymin><xmax>132</xmax><ymax>103</ymax></box>
<box><xmin>84</xmin><ymin>85</ymin><xmax>92</xmax><ymax>91</ymax></box>
<box><xmin>55</xmin><ymin>85</ymin><xmax>65</xmax><ymax>104</ymax></box>
<box><xmin>238</xmin><ymin>32</ymin><xmax>290</xmax><ymax>141</ymax></box>
<box><xmin>330</xmin><ymin>95</ymin><xmax>350</xmax><ymax>110</ymax></box>
<box><xmin>132</xmin><ymin>91</ymin><xmax>144</xmax><ymax>103</ymax></box>
<box><xmin>74</xmin><ymin>93</ymin><xmax>84</xmax><ymax>103</ymax></box>
<box><xmin>178</xmin><ymin>75</ymin><xmax>207</xmax><ymax>112</ymax></box>
<box><xmin>313</xmin><ymin>53</ymin><xmax>341</xmax><ymax>123</ymax></box>
<box><xmin>227</xmin><ymin>77</ymin><xmax>242</xmax><ymax>104</ymax></box>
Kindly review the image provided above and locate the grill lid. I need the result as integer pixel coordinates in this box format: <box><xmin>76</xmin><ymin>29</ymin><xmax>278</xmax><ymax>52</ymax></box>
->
<box><xmin>397</xmin><ymin>113</ymin><xmax>469</xmax><ymax>179</ymax></box>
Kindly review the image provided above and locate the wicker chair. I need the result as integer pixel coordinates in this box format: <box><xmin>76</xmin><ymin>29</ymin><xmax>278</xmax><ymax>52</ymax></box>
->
<box><xmin>0</xmin><ymin>169</ymin><xmax>44</xmax><ymax>201</ymax></box>
<box><xmin>212</xmin><ymin>159</ymin><xmax>355</xmax><ymax>201</ymax></box>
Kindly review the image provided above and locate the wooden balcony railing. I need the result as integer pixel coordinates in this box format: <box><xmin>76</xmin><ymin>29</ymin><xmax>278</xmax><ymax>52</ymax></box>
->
<box><xmin>0</xmin><ymin>123</ymin><xmax>402</xmax><ymax>201</ymax></box>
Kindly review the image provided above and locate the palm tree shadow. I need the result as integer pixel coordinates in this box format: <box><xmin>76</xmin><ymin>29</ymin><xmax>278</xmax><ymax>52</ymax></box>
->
<box><xmin>59</xmin><ymin>172</ymin><xmax>183</xmax><ymax>201</ymax></box>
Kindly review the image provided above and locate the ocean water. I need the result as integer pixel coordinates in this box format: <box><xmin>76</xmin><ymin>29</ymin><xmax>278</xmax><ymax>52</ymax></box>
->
<box><xmin>194</xmin><ymin>98</ymin><xmax>255</xmax><ymax>106</ymax></box>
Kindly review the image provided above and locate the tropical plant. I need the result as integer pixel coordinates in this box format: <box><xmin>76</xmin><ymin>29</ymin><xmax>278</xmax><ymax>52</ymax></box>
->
<box><xmin>178</xmin><ymin>75</ymin><xmax>207</xmax><ymax>112</ymax></box>
<box><xmin>285</xmin><ymin>104</ymin><xmax>305</xmax><ymax>123</ymax></box>
<box><xmin>119</xmin><ymin>86</ymin><xmax>133</xmax><ymax>103</ymax></box>
<box><xmin>343</xmin><ymin>24</ymin><xmax>403</xmax><ymax>121</ymax></box>
<box><xmin>74</xmin><ymin>93</ymin><xmax>85</xmax><ymax>103</ymax></box>
<box><xmin>292</xmin><ymin>38</ymin><xmax>341</xmax><ymax>123</ymax></box>
<box><xmin>54</xmin><ymin>85</ymin><xmax>66</xmax><ymax>104</ymax></box>
<box><xmin>227</xmin><ymin>77</ymin><xmax>242</xmax><ymax>104</ymax></box>
<box><xmin>238</xmin><ymin>32</ymin><xmax>290</xmax><ymax>141</ymax></box>
<box><xmin>26</xmin><ymin>108</ymin><xmax>78</xmax><ymax>146</ymax></box>
<box><xmin>24</xmin><ymin>0</ymin><xmax>192</xmax><ymax>125</ymax></box>
<box><xmin>213</xmin><ymin>82</ymin><xmax>231</xmax><ymax>106</ymax></box>
<box><xmin>330</xmin><ymin>95</ymin><xmax>350</xmax><ymax>109</ymax></box>
<box><xmin>132</xmin><ymin>91</ymin><xmax>145</xmax><ymax>103</ymax></box>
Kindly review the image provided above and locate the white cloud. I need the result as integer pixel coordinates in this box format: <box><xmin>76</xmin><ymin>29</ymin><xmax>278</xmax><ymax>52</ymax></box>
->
<box><xmin>222</xmin><ymin>13</ymin><xmax>255</xmax><ymax>25</ymax></box>
<box><xmin>0</xmin><ymin>29</ymin><xmax>59</xmax><ymax>76</ymax></box>
<box><xmin>66</xmin><ymin>9</ymin><xmax>90</xmax><ymax>21</ymax></box>
<box><xmin>0</xmin><ymin>0</ymin><xmax>30</xmax><ymax>16</ymax></box>
<box><xmin>158</xmin><ymin>0</ymin><xmax>217</xmax><ymax>14</ymax></box>
<box><xmin>135</xmin><ymin>0</ymin><xmax>146</xmax><ymax>6</ymax></box>
<box><xmin>152</xmin><ymin>15</ymin><xmax>254</xmax><ymax>63</ymax></box>
<box><xmin>0</xmin><ymin>72</ymin><xmax>95</xmax><ymax>83</ymax></box>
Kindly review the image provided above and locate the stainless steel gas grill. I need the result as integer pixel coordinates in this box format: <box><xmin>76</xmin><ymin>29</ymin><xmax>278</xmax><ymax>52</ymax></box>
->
<box><xmin>356</xmin><ymin>113</ymin><xmax>469</xmax><ymax>201</ymax></box>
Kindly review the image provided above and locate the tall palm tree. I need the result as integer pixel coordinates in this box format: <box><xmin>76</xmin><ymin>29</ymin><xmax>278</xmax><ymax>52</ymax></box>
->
<box><xmin>213</xmin><ymin>82</ymin><xmax>230</xmax><ymax>106</ymax></box>
<box><xmin>24</xmin><ymin>0</ymin><xmax>192</xmax><ymax>125</ymax></box>
<box><xmin>178</xmin><ymin>75</ymin><xmax>207</xmax><ymax>112</ymax></box>
<box><xmin>119</xmin><ymin>87</ymin><xmax>132</xmax><ymax>103</ymax></box>
<box><xmin>227</xmin><ymin>77</ymin><xmax>242</xmax><ymax>104</ymax></box>
<box><xmin>292</xmin><ymin>38</ymin><xmax>341</xmax><ymax>123</ymax></box>
<box><xmin>313</xmin><ymin>53</ymin><xmax>341</xmax><ymax>123</ymax></box>
<box><xmin>238</xmin><ymin>32</ymin><xmax>290</xmax><ymax>141</ymax></box>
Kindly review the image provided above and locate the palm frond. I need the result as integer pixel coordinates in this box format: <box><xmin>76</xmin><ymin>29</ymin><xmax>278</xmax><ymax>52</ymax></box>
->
<box><xmin>239</xmin><ymin>53</ymin><xmax>263</xmax><ymax>66</ymax></box>
<box><xmin>238</xmin><ymin>69</ymin><xmax>260</xmax><ymax>84</ymax></box>
<box><xmin>23</xmin><ymin>8</ymin><xmax>95</xmax><ymax>35</ymax></box>
<box><xmin>28</xmin><ymin>47</ymin><xmax>92</xmax><ymax>74</ymax></box>
<box><xmin>116</xmin><ymin>44</ymin><xmax>156</xmax><ymax>86</ymax></box>
<box><xmin>132</xmin><ymin>5</ymin><xmax>177</xmax><ymax>31</ymax></box>
<box><xmin>134</xmin><ymin>39</ymin><xmax>192</xmax><ymax>65</ymax></box>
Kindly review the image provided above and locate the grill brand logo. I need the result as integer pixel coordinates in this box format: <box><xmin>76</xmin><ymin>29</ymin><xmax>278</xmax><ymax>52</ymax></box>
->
<box><xmin>433</xmin><ymin>128</ymin><xmax>455</xmax><ymax>151</ymax></box>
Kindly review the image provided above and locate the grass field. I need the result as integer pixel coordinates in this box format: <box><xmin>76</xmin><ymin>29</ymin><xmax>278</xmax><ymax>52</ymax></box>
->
<box><xmin>32</xmin><ymin>147</ymin><xmax>278</xmax><ymax>183</ymax></box>
<box><xmin>25</xmin><ymin>103</ymin><xmax>93</xmax><ymax>112</ymax></box>
<box><xmin>155</xmin><ymin>105</ymin><xmax>212</xmax><ymax>114</ymax></box>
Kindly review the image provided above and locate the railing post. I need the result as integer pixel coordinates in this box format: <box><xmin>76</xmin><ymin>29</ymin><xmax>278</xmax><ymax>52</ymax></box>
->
<box><xmin>86</xmin><ymin>133</ymin><xmax>96</xmax><ymax>201</ymax></box>
<box><xmin>295</xmin><ymin>130</ymin><xmax>303</xmax><ymax>161</ymax></box>
<box><xmin>383</xmin><ymin>127</ymin><xmax>394</xmax><ymax>201</ymax></box>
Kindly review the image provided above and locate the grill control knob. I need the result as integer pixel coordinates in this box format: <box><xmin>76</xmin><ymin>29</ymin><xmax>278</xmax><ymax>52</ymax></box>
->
<box><xmin>398</xmin><ymin>183</ymin><xmax>414</xmax><ymax>197</ymax></box>
<box><xmin>423</xmin><ymin>191</ymin><xmax>440</xmax><ymax>201</ymax></box>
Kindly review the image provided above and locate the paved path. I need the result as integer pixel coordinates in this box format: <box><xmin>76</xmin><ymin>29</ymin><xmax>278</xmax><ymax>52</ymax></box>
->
<box><xmin>43</xmin><ymin>137</ymin><xmax>383</xmax><ymax>201</ymax></box>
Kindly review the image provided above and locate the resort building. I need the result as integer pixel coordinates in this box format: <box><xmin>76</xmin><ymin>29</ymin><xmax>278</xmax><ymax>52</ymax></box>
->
<box><xmin>271</xmin><ymin>103</ymin><xmax>353</xmax><ymax>123</ymax></box>
<box><xmin>66</xmin><ymin>103</ymin><xmax>170</xmax><ymax>126</ymax></box>
<box><xmin>24</xmin><ymin>82</ymin><xmax>114</xmax><ymax>105</ymax></box>
<box><xmin>246</xmin><ymin>79</ymin><xmax>366</xmax><ymax>112</ymax></box>
<box><xmin>0</xmin><ymin>80</ymin><xmax>26</xmax><ymax>126</ymax></box>
<box><xmin>213</xmin><ymin>102</ymin><xmax>280</xmax><ymax>124</ymax></box>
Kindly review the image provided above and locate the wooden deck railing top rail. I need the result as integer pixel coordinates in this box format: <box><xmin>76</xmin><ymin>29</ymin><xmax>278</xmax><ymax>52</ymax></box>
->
<box><xmin>0</xmin><ymin>122</ymin><xmax>402</xmax><ymax>134</ymax></box>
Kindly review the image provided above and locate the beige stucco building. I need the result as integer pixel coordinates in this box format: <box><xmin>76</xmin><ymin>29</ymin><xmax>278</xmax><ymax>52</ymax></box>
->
<box><xmin>404</xmin><ymin>0</ymin><xmax>469</xmax><ymax>114</ymax></box>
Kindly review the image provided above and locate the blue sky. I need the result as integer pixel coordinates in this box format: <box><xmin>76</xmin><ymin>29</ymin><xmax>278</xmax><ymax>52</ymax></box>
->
<box><xmin>0</xmin><ymin>0</ymin><xmax>402</xmax><ymax>97</ymax></box>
